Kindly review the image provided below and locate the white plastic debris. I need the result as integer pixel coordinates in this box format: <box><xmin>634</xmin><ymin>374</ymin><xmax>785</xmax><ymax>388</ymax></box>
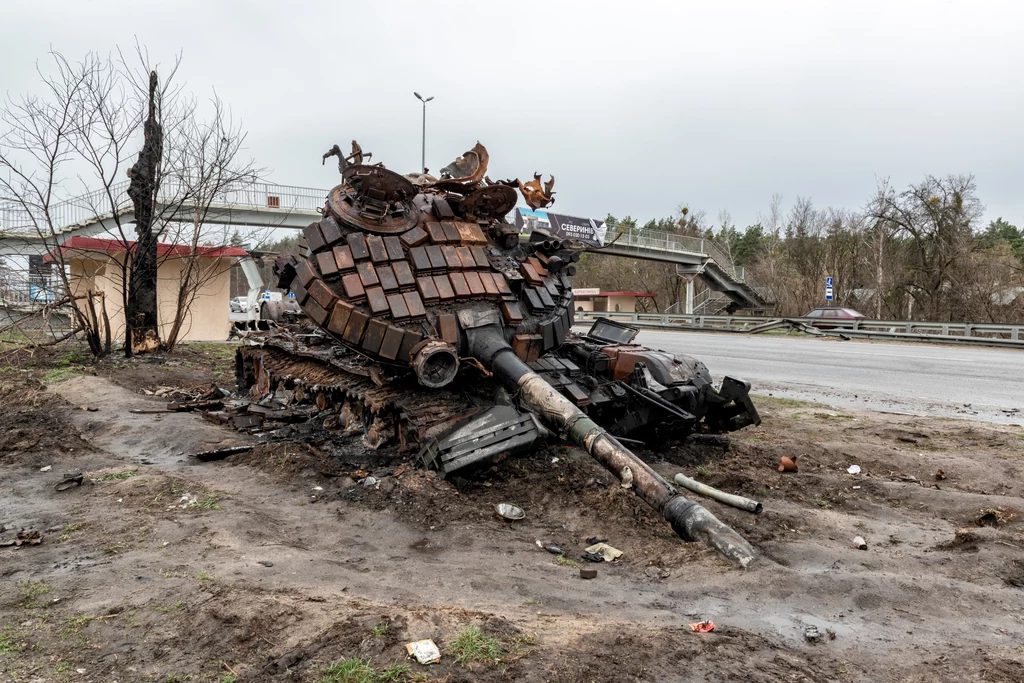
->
<box><xmin>405</xmin><ymin>639</ymin><xmax>441</xmax><ymax>664</ymax></box>
<box><xmin>362</xmin><ymin>476</ymin><xmax>378</xmax><ymax>488</ymax></box>
<box><xmin>847</xmin><ymin>465</ymin><xmax>861</xmax><ymax>475</ymax></box>
<box><xmin>178</xmin><ymin>493</ymin><xmax>198</xmax><ymax>509</ymax></box>
<box><xmin>40</xmin><ymin>465</ymin><xmax>52</xmax><ymax>472</ymax></box>
<box><xmin>852</xmin><ymin>536</ymin><xmax>868</xmax><ymax>550</ymax></box>
<box><xmin>584</xmin><ymin>542</ymin><xmax>623</xmax><ymax>562</ymax></box>
<box><xmin>551</xmin><ymin>457</ymin><xmax>560</xmax><ymax>464</ymax></box>
<box><xmin>312</xmin><ymin>486</ymin><xmax>324</xmax><ymax>492</ymax></box>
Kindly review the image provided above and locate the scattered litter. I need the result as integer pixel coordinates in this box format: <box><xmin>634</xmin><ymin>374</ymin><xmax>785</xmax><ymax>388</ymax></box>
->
<box><xmin>935</xmin><ymin>469</ymin><xmax>946</xmax><ymax>481</ymax></box>
<box><xmin>1</xmin><ymin>530</ymin><xmax>43</xmax><ymax>548</ymax></box>
<box><xmin>551</xmin><ymin>457</ymin><xmax>559</xmax><ymax>464</ymax></box>
<box><xmin>543</xmin><ymin>543</ymin><xmax>566</xmax><ymax>555</ymax></box>
<box><xmin>585</xmin><ymin>536</ymin><xmax>608</xmax><ymax>545</ymax></box>
<box><xmin>580</xmin><ymin>567</ymin><xmax>597</xmax><ymax>580</ymax></box>
<box><xmin>258</xmin><ymin>560</ymin><xmax>274</xmax><ymax>567</ymax></box>
<box><xmin>494</xmin><ymin>503</ymin><xmax>525</xmax><ymax>521</ymax></box>
<box><xmin>54</xmin><ymin>473</ymin><xmax>84</xmax><ymax>492</ymax></box>
<box><xmin>80</xmin><ymin>405</ymin><xmax>98</xmax><ymax>412</ymax></box>
<box><xmin>583</xmin><ymin>542</ymin><xmax>623</xmax><ymax>562</ymax></box>
<box><xmin>689</xmin><ymin>620</ymin><xmax>715</xmax><ymax>633</ymax></box>
<box><xmin>39</xmin><ymin>465</ymin><xmax>52</xmax><ymax>472</ymax></box>
<box><xmin>846</xmin><ymin>465</ymin><xmax>861</xmax><ymax>475</ymax></box>
<box><xmin>405</xmin><ymin>639</ymin><xmax>441</xmax><ymax>664</ymax></box>
<box><xmin>852</xmin><ymin>486</ymin><xmax>861</xmax><ymax>490</ymax></box>
<box><xmin>362</xmin><ymin>476</ymin><xmax>379</xmax><ymax>488</ymax></box>
<box><xmin>804</xmin><ymin>625</ymin><xmax>823</xmax><ymax>643</ymax></box>
<box><xmin>826</xmin><ymin>628</ymin><xmax>837</xmax><ymax>640</ymax></box>
<box><xmin>852</xmin><ymin>536</ymin><xmax>868</xmax><ymax>550</ymax></box>
<box><xmin>177</xmin><ymin>493</ymin><xmax>198</xmax><ymax>509</ymax></box>
<box><xmin>778</xmin><ymin>456</ymin><xmax>798</xmax><ymax>473</ymax></box>
<box><xmin>312</xmin><ymin>486</ymin><xmax>324</xmax><ymax>492</ymax></box>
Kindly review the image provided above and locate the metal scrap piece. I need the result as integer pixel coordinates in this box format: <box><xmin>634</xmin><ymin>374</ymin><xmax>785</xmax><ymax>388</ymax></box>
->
<box><xmin>518</xmin><ymin>173</ymin><xmax>556</xmax><ymax>210</ymax></box>
<box><xmin>438</xmin><ymin>141</ymin><xmax>489</xmax><ymax>184</ymax></box>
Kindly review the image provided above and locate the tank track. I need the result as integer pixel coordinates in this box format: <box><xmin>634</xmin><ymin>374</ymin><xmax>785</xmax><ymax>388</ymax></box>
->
<box><xmin>236</xmin><ymin>333</ymin><xmax>483</xmax><ymax>451</ymax></box>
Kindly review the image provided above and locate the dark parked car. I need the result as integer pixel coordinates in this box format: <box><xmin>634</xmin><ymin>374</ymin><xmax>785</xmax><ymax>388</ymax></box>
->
<box><xmin>803</xmin><ymin>307</ymin><xmax>865</xmax><ymax>328</ymax></box>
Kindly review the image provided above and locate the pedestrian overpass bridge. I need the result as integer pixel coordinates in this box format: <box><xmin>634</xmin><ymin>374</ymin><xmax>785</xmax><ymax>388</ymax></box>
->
<box><xmin>0</xmin><ymin>180</ymin><xmax>772</xmax><ymax>313</ymax></box>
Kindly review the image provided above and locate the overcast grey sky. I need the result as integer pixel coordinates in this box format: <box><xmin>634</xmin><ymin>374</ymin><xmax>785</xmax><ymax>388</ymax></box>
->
<box><xmin>3</xmin><ymin>1</ymin><xmax>1022</xmax><ymax>230</ymax></box>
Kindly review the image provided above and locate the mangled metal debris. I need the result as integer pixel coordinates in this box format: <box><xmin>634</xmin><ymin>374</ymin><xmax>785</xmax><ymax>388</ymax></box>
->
<box><xmin>223</xmin><ymin>140</ymin><xmax>763</xmax><ymax>566</ymax></box>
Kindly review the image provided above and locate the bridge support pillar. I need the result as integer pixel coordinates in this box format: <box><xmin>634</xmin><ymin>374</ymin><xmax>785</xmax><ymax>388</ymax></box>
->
<box><xmin>685</xmin><ymin>277</ymin><xmax>694</xmax><ymax>315</ymax></box>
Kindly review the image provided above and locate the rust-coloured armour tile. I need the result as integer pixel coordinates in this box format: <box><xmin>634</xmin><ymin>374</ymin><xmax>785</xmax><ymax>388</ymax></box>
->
<box><xmin>356</xmin><ymin>261</ymin><xmax>379</xmax><ymax>287</ymax></box>
<box><xmin>319</xmin><ymin>217</ymin><xmax>343</xmax><ymax>246</ymax></box>
<box><xmin>456</xmin><ymin>246</ymin><xmax>475</xmax><ymax>269</ymax></box>
<box><xmin>501</xmin><ymin>300</ymin><xmax>524</xmax><ymax>325</ymax></box>
<box><xmin>342</xmin><ymin>273</ymin><xmax>365</xmax><ymax>300</ymax></box>
<box><xmin>438</xmin><ymin>314</ymin><xmax>458</xmax><ymax>344</ymax></box>
<box><xmin>295</xmin><ymin>258</ymin><xmax>316</xmax><ymax>288</ymax></box>
<box><xmin>379</xmin><ymin>325</ymin><xmax>405</xmax><ymax>360</ymax></box>
<box><xmin>361</xmin><ymin>318</ymin><xmax>388</xmax><ymax>354</ymax></box>
<box><xmin>526</xmin><ymin>256</ymin><xmax>549</xmax><ymax>278</ymax></box>
<box><xmin>307</xmin><ymin>278</ymin><xmax>337</xmax><ymax>310</ymax></box>
<box><xmin>366</xmin><ymin>235</ymin><xmax>388</xmax><ymax>262</ymax></box>
<box><xmin>333</xmin><ymin>245</ymin><xmax>355</xmax><ymax>272</ymax></box>
<box><xmin>347</xmin><ymin>232</ymin><xmax>369</xmax><ymax>260</ymax></box>
<box><xmin>481</xmin><ymin>271</ymin><xmax>500</xmax><ymax>296</ymax></box>
<box><xmin>448</xmin><ymin>271</ymin><xmax>471</xmax><ymax>298</ymax></box>
<box><xmin>377</xmin><ymin>264</ymin><xmax>399</xmax><ymax>291</ymax></box>
<box><xmin>441</xmin><ymin>245</ymin><xmax>463</xmax><ymax>269</ymax></box>
<box><xmin>520</xmin><ymin>262</ymin><xmax>544</xmax><ymax>286</ymax></box>
<box><xmin>365</xmin><ymin>286</ymin><xmax>389</xmax><ymax>316</ymax></box>
<box><xmin>536</xmin><ymin>251</ymin><xmax>550</xmax><ymax>265</ymax></box>
<box><xmin>316</xmin><ymin>251</ymin><xmax>339</xmax><ymax>278</ymax></box>
<box><xmin>392</xmin><ymin>261</ymin><xmax>416</xmax><ymax>288</ymax></box>
<box><xmin>470</xmin><ymin>246</ymin><xmax>489</xmax><ymax>269</ymax></box>
<box><xmin>492</xmin><ymin>272</ymin><xmax>512</xmax><ymax>295</ymax></box>
<box><xmin>512</xmin><ymin>333</ymin><xmax>543</xmax><ymax>362</ymax></box>
<box><xmin>291</xmin><ymin>281</ymin><xmax>308</xmax><ymax>306</ymax></box>
<box><xmin>455</xmin><ymin>221</ymin><xmax>486</xmax><ymax>244</ymax></box>
<box><xmin>432</xmin><ymin>197</ymin><xmax>455</xmax><ymax>219</ymax></box>
<box><xmin>383</xmin><ymin>236</ymin><xmax>405</xmax><ymax>261</ymax></box>
<box><xmin>327</xmin><ymin>300</ymin><xmax>353</xmax><ymax>336</ymax></box>
<box><xmin>425</xmin><ymin>222</ymin><xmax>447</xmax><ymax>244</ymax></box>
<box><xmin>387</xmin><ymin>293</ymin><xmax>410</xmax><ymax>320</ymax></box>
<box><xmin>398</xmin><ymin>329</ymin><xmax>423</xmax><ymax>362</ymax></box>
<box><xmin>409</xmin><ymin>247</ymin><xmax>431</xmax><ymax>273</ymax></box>
<box><xmin>400</xmin><ymin>226</ymin><xmax>429</xmax><ymax>248</ymax></box>
<box><xmin>441</xmin><ymin>221</ymin><xmax>461</xmax><ymax>243</ymax></box>
<box><xmin>433</xmin><ymin>274</ymin><xmax>455</xmax><ymax>301</ymax></box>
<box><xmin>464</xmin><ymin>271</ymin><xmax>486</xmax><ymax>297</ymax></box>
<box><xmin>303</xmin><ymin>298</ymin><xmax>329</xmax><ymax>326</ymax></box>
<box><xmin>342</xmin><ymin>309</ymin><xmax>369</xmax><ymax>345</ymax></box>
<box><xmin>403</xmin><ymin>290</ymin><xmax>426</xmax><ymax>319</ymax></box>
<box><xmin>425</xmin><ymin>245</ymin><xmax>446</xmax><ymax>270</ymax></box>
<box><xmin>416</xmin><ymin>276</ymin><xmax>439</xmax><ymax>301</ymax></box>
<box><xmin>303</xmin><ymin>223</ymin><xmax>327</xmax><ymax>252</ymax></box>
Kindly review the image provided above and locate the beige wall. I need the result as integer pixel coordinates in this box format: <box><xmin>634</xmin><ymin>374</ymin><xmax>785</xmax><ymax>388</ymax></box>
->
<box><xmin>69</xmin><ymin>252</ymin><xmax>234</xmax><ymax>343</ymax></box>
<box><xmin>573</xmin><ymin>295</ymin><xmax>638</xmax><ymax>313</ymax></box>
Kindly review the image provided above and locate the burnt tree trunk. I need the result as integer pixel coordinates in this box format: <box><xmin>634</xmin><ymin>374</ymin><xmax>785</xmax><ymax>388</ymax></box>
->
<box><xmin>126</xmin><ymin>71</ymin><xmax>163</xmax><ymax>355</ymax></box>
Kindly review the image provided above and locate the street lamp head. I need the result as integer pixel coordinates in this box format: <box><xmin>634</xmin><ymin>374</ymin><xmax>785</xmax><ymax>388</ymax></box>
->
<box><xmin>414</xmin><ymin>92</ymin><xmax>423</xmax><ymax>101</ymax></box>
<box><xmin>425</xmin><ymin>96</ymin><xmax>434</xmax><ymax>102</ymax></box>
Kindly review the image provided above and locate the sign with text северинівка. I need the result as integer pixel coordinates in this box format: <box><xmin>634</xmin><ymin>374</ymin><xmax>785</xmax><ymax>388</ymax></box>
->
<box><xmin>515</xmin><ymin>208</ymin><xmax>607</xmax><ymax>247</ymax></box>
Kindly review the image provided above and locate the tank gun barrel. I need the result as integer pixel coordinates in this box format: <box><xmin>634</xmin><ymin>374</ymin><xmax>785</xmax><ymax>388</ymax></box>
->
<box><xmin>467</xmin><ymin>325</ymin><xmax>756</xmax><ymax>568</ymax></box>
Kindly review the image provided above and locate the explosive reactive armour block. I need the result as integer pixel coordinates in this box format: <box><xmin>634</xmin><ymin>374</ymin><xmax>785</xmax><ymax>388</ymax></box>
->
<box><xmin>366</xmin><ymin>287</ymin><xmax>389</xmax><ymax>316</ymax></box>
<box><xmin>448</xmin><ymin>272</ymin><xmax>470</xmax><ymax>299</ymax></box>
<box><xmin>416</xmin><ymin>276</ymin><xmax>439</xmax><ymax>302</ymax></box>
<box><xmin>362</xmin><ymin>319</ymin><xmax>387</xmax><ymax>354</ymax></box>
<box><xmin>316</xmin><ymin>251</ymin><xmax>339</xmax><ymax>279</ymax></box>
<box><xmin>432</xmin><ymin>197</ymin><xmax>455</xmax><ymax>219</ymax></box>
<box><xmin>464</xmin><ymin>271</ymin><xmax>486</xmax><ymax>297</ymax></box>
<box><xmin>303</xmin><ymin>223</ymin><xmax>327</xmax><ymax>253</ymax></box>
<box><xmin>397</xmin><ymin>329</ymin><xmax>423</xmax><ymax>362</ymax></box>
<box><xmin>342</xmin><ymin>309</ymin><xmax>369</xmax><ymax>345</ymax></box>
<box><xmin>500</xmin><ymin>300</ymin><xmax>524</xmax><ymax>325</ymax></box>
<box><xmin>384</xmin><ymin>236</ymin><xmax>405</xmax><ymax>261</ymax></box>
<box><xmin>470</xmin><ymin>246</ymin><xmax>489</xmax><ymax>269</ymax></box>
<box><xmin>425</xmin><ymin>245</ymin><xmax>446</xmax><ymax>270</ymax></box>
<box><xmin>327</xmin><ymin>300</ymin><xmax>353</xmax><ymax>336</ymax></box>
<box><xmin>403</xmin><ymin>291</ymin><xmax>426</xmax><ymax>319</ymax></box>
<box><xmin>433</xmin><ymin>274</ymin><xmax>455</xmax><ymax>301</ymax></box>
<box><xmin>512</xmin><ymin>333</ymin><xmax>543</xmax><ymax>362</ymax></box>
<box><xmin>378</xmin><ymin>325</ymin><xmax>405</xmax><ymax>360</ymax></box>
<box><xmin>291</xmin><ymin>281</ymin><xmax>309</xmax><ymax>306</ymax></box>
<box><xmin>438</xmin><ymin>314</ymin><xmax>458</xmax><ymax>344</ymax></box>
<box><xmin>441</xmin><ymin>221</ymin><xmax>461</xmax><ymax>243</ymax></box>
<box><xmin>347</xmin><ymin>233</ymin><xmax>369</xmax><ymax>260</ymax></box>
<box><xmin>333</xmin><ymin>245</ymin><xmax>356</xmax><ymax>272</ymax></box>
<box><xmin>392</xmin><ymin>261</ymin><xmax>416</xmax><ymax>289</ymax></box>
<box><xmin>400</xmin><ymin>226</ymin><xmax>429</xmax><ymax>248</ymax></box>
<box><xmin>366</xmin><ymin>235</ymin><xmax>388</xmax><ymax>262</ymax></box>
<box><xmin>319</xmin><ymin>216</ymin><xmax>343</xmax><ymax>246</ymax></box>
<box><xmin>456</xmin><ymin>246</ymin><xmax>475</xmax><ymax>270</ymax></box>
<box><xmin>377</xmin><ymin>264</ymin><xmax>399</xmax><ymax>292</ymax></box>
<box><xmin>307</xmin><ymin>279</ymin><xmax>337</xmax><ymax>310</ymax></box>
<box><xmin>387</xmin><ymin>293</ymin><xmax>410</xmax><ymax>320</ymax></box>
<box><xmin>295</xmin><ymin>258</ymin><xmax>316</xmax><ymax>288</ymax></box>
<box><xmin>426</xmin><ymin>222</ymin><xmax>447</xmax><ymax>244</ymax></box>
<box><xmin>342</xmin><ymin>273</ymin><xmax>366</xmax><ymax>300</ymax></box>
<box><xmin>356</xmin><ymin>261</ymin><xmax>379</xmax><ymax>288</ymax></box>
<box><xmin>441</xmin><ymin>245</ymin><xmax>462</xmax><ymax>269</ymax></box>
<box><xmin>304</xmin><ymin>297</ymin><xmax>330</xmax><ymax>326</ymax></box>
<box><xmin>410</xmin><ymin>247</ymin><xmax>431</xmax><ymax>273</ymax></box>
<box><xmin>520</xmin><ymin>262</ymin><xmax>543</xmax><ymax>287</ymax></box>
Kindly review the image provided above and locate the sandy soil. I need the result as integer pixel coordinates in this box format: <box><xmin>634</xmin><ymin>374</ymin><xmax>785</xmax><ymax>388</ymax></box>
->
<box><xmin>3</xmin><ymin>348</ymin><xmax>1024</xmax><ymax>682</ymax></box>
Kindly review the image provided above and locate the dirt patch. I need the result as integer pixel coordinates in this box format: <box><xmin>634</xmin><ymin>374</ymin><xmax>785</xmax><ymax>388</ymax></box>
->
<box><xmin>4</xmin><ymin>347</ymin><xmax>1024</xmax><ymax>682</ymax></box>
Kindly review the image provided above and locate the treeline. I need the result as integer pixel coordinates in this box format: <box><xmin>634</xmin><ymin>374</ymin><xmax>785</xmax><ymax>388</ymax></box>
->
<box><xmin>575</xmin><ymin>174</ymin><xmax>1024</xmax><ymax>322</ymax></box>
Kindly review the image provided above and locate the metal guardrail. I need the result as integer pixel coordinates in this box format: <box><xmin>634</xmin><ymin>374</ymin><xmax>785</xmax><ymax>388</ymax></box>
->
<box><xmin>573</xmin><ymin>310</ymin><xmax>1024</xmax><ymax>347</ymax></box>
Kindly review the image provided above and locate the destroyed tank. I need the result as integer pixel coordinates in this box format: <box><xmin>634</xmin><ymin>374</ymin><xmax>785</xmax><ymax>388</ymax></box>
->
<box><xmin>238</xmin><ymin>141</ymin><xmax>761</xmax><ymax>565</ymax></box>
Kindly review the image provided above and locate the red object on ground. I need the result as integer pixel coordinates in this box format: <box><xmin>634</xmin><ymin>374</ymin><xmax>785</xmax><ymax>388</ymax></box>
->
<box><xmin>689</xmin><ymin>621</ymin><xmax>715</xmax><ymax>633</ymax></box>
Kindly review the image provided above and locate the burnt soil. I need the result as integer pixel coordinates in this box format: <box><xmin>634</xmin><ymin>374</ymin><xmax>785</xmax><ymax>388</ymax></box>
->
<box><xmin>2</xmin><ymin>342</ymin><xmax>1024</xmax><ymax>682</ymax></box>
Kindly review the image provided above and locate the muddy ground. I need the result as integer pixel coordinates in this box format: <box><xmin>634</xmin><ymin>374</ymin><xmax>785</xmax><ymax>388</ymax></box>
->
<box><xmin>2</xmin><ymin>342</ymin><xmax>1024</xmax><ymax>682</ymax></box>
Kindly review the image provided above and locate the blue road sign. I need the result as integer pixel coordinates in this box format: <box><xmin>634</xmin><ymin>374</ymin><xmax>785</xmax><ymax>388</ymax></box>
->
<box><xmin>826</xmin><ymin>276</ymin><xmax>834</xmax><ymax>287</ymax></box>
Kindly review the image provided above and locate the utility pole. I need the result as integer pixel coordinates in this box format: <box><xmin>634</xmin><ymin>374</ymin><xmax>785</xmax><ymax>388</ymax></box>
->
<box><xmin>413</xmin><ymin>92</ymin><xmax>433</xmax><ymax>172</ymax></box>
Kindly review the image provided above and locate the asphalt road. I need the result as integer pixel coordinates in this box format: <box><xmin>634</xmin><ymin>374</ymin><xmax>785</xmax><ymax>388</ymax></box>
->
<box><xmin>629</xmin><ymin>329</ymin><xmax>1024</xmax><ymax>426</ymax></box>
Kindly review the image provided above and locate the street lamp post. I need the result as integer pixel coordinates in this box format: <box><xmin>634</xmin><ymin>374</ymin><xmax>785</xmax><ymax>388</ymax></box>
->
<box><xmin>413</xmin><ymin>92</ymin><xmax>433</xmax><ymax>173</ymax></box>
